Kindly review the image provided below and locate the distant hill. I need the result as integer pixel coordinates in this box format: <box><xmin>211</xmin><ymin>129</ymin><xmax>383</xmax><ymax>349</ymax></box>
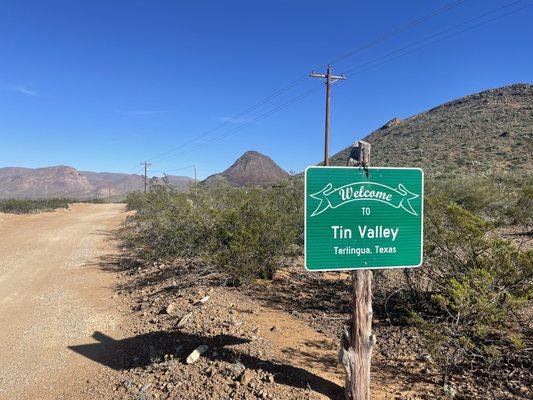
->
<box><xmin>330</xmin><ymin>83</ymin><xmax>533</xmax><ymax>176</ymax></box>
<box><xmin>0</xmin><ymin>166</ymin><xmax>193</xmax><ymax>199</ymax></box>
<box><xmin>203</xmin><ymin>151</ymin><xmax>289</xmax><ymax>186</ymax></box>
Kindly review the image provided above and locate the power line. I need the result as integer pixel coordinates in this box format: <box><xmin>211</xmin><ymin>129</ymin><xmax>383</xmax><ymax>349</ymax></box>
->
<box><xmin>152</xmin><ymin>85</ymin><xmax>324</xmax><ymax>165</ymax></box>
<box><xmin>151</xmin><ymin>164</ymin><xmax>195</xmax><ymax>173</ymax></box>
<box><xmin>343</xmin><ymin>2</ymin><xmax>530</xmax><ymax>78</ymax></box>
<box><xmin>341</xmin><ymin>0</ymin><xmax>526</xmax><ymax>75</ymax></box>
<box><xmin>152</xmin><ymin>0</ymin><xmax>527</xmax><ymax>162</ymax></box>
<box><xmin>145</xmin><ymin>77</ymin><xmax>307</xmax><ymax>163</ymax></box>
<box><xmin>144</xmin><ymin>0</ymin><xmax>467</xmax><ymax>163</ymax></box>
<box><xmin>325</xmin><ymin>0</ymin><xmax>468</xmax><ymax>66</ymax></box>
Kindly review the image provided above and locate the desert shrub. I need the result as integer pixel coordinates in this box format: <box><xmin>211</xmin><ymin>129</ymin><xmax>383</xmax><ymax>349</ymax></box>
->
<box><xmin>124</xmin><ymin>186</ymin><xmax>217</xmax><ymax>260</ymax></box>
<box><xmin>124</xmin><ymin>180</ymin><xmax>304</xmax><ymax>284</ymax></box>
<box><xmin>427</xmin><ymin>174</ymin><xmax>533</xmax><ymax>227</ymax></box>
<box><xmin>0</xmin><ymin>198</ymin><xmax>71</xmax><ymax>214</ymax></box>
<box><xmin>405</xmin><ymin>196</ymin><xmax>532</xmax><ymax>383</ymax></box>
<box><xmin>504</xmin><ymin>183</ymin><xmax>533</xmax><ymax>226</ymax></box>
<box><xmin>428</xmin><ymin>176</ymin><xmax>503</xmax><ymax>217</ymax></box>
<box><xmin>205</xmin><ymin>183</ymin><xmax>303</xmax><ymax>282</ymax></box>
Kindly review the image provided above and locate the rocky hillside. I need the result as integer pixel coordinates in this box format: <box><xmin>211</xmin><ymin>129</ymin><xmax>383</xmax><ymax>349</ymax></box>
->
<box><xmin>0</xmin><ymin>166</ymin><xmax>94</xmax><ymax>199</ymax></box>
<box><xmin>0</xmin><ymin>166</ymin><xmax>193</xmax><ymax>199</ymax></box>
<box><xmin>203</xmin><ymin>151</ymin><xmax>289</xmax><ymax>186</ymax></box>
<box><xmin>330</xmin><ymin>83</ymin><xmax>533</xmax><ymax>176</ymax></box>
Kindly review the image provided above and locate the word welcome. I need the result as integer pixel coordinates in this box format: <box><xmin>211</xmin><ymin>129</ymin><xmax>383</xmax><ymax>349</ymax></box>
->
<box><xmin>309</xmin><ymin>182</ymin><xmax>419</xmax><ymax>217</ymax></box>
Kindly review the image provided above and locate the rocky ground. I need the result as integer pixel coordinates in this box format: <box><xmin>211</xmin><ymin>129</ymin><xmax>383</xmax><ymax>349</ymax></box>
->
<box><xmin>93</xmin><ymin>251</ymin><xmax>532</xmax><ymax>400</ymax></box>
<box><xmin>94</xmin><ymin>256</ymin><xmax>445</xmax><ymax>400</ymax></box>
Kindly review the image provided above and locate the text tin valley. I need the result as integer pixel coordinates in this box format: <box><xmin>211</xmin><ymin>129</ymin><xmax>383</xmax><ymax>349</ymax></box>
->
<box><xmin>305</xmin><ymin>166</ymin><xmax>424</xmax><ymax>271</ymax></box>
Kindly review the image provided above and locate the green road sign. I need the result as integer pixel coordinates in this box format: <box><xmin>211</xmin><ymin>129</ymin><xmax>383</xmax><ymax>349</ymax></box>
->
<box><xmin>305</xmin><ymin>166</ymin><xmax>423</xmax><ymax>271</ymax></box>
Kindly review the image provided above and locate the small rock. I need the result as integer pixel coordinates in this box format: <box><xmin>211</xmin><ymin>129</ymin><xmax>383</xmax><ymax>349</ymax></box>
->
<box><xmin>123</xmin><ymin>379</ymin><xmax>134</xmax><ymax>389</ymax></box>
<box><xmin>149</xmin><ymin>345</ymin><xmax>159</xmax><ymax>363</ymax></box>
<box><xmin>380</xmin><ymin>117</ymin><xmax>402</xmax><ymax>130</ymax></box>
<box><xmin>418</xmin><ymin>354</ymin><xmax>432</xmax><ymax>362</ymax></box>
<box><xmin>241</xmin><ymin>370</ymin><xmax>254</xmax><ymax>386</ymax></box>
<box><xmin>229</xmin><ymin>362</ymin><xmax>246</xmax><ymax>377</ymax></box>
<box><xmin>176</xmin><ymin>312</ymin><xmax>193</xmax><ymax>328</ymax></box>
<box><xmin>174</xmin><ymin>344</ymin><xmax>184</xmax><ymax>356</ymax></box>
<box><xmin>140</xmin><ymin>384</ymin><xmax>151</xmax><ymax>392</ymax></box>
<box><xmin>196</xmin><ymin>295</ymin><xmax>210</xmax><ymax>305</ymax></box>
<box><xmin>165</xmin><ymin>303</ymin><xmax>178</xmax><ymax>315</ymax></box>
<box><xmin>134</xmin><ymin>393</ymin><xmax>153</xmax><ymax>400</ymax></box>
<box><xmin>443</xmin><ymin>384</ymin><xmax>457</xmax><ymax>399</ymax></box>
<box><xmin>269</xmin><ymin>326</ymin><xmax>277</xmax><ymax>332</ymax></box>
<box><xmin>186</xmin><ymin>345</ymin><xmax>209</xmax><ymax>364</ymax></box>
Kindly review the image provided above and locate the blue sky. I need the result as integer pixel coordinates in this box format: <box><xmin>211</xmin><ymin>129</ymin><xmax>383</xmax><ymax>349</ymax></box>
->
<box><xmin>1</xmin><ymin>0</ymin><xmax>531</xmax><ymax>179</ymax></box>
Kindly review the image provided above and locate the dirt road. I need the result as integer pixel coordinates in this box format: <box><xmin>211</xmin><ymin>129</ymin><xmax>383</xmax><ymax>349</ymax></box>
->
<box><xmin>0</xmin><ymin>204</ymin><xmax>129</xmax><ymax>400</ymax></box>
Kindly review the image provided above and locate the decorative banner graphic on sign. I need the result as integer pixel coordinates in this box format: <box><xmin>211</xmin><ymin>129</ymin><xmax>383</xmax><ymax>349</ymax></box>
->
<box><xmin>309</xmin><ymin>182</ymin><xmax>419</xmax><ymax>217</ymax></box>
<box><xmin>305</xmin><ymin>167</ymin><xmax>424</xmax><ymax>271</ymax></box>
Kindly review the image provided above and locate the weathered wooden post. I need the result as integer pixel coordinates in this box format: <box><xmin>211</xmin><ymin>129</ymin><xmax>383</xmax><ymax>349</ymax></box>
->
<box><xmin>338</xmin><ymin>140</ymin><xmax>375</xmax><ymax>400</ymax></box>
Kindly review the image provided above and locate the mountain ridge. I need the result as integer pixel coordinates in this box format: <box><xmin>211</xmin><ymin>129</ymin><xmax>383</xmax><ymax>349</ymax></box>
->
<box><xmin>0</xmin><ymin>166</ymin><xmax>193</xmax><ymax>199</ymax></box>
<box><xmin>330</xmin><ymin>83</ymin><xmax>532</xmax><ymax>175</ymax></box>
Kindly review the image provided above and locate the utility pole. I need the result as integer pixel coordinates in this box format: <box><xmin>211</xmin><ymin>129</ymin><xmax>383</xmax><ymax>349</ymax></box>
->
<box><xmin>140</xmin><ymin>161</ymin><xmax>152</xmax><ymax>193</ymax></box>
<box><xmin>108</xmin><ymin>184</ymin><xmax>111</xmax><ymax>204</ymax></box>
<box><xmin>191</xmin><ymin>165</ymin><xmax>198</xmax><ymax>194</ymax></box>
<box><xmin>310</xmin><ymin>65</ymin><xmax>345</xmax><ymax>166</ymax></box>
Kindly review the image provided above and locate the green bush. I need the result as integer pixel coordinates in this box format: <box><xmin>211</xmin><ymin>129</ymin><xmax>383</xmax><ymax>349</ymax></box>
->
<box><xmin>0</xmin><ymin>198</ymin><xmax>71</xmax><ymax>214</ymax></box>
<box><xmin>505</xmin><ymin>183</ymin><xmax>533</xmax><ymax>226</ymax></box>
<box><xmin>124</xmin><ymin>180</ymin><xmax>304</xmax><ymax>284</ymax></box>
<box><xmin>205</xmin><ymin>184</ymin><xmax>302</xmax><ymax>282</ymax></box>
<box><xmin>427</xmin><ymin>174</ymin><xmax>533</xmax><ymax>225</ymax></box>
<box><xmin>406</xmin><ymin>196</ymin><xmax>532</xmax><ymax>382</ymax></box>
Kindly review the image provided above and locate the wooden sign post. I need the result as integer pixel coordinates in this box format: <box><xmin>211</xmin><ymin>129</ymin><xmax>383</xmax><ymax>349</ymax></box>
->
<box><xmin>341</xmin><ymin>269</ymin><xmax>374</xmax><ymax>399</ymax></box>
<box><xmin>343</xmin><ymin>140</ymin><xmax>374</xmax><ymax>400</ymax></box>
<box><xmin>304</xmin><ymin>142</ymin><xmax>423</xmax><ymax>399</ymax></box>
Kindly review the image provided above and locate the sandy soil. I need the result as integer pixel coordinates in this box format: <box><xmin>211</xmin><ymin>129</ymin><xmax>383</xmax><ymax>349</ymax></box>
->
<box><xmin>0</xmin><ymin>204</ymin><xmax>130</xmax><ymax>400</ymax></box>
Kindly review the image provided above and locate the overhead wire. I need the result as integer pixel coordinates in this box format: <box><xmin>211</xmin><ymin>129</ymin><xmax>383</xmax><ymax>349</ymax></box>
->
<box><xmin>343</xmin><ymin>2</ymin><xmax>531</xmax><ymax>78</ymax></box>
<box><xmin>325</xmin><ymin>0</ymin><xmax>468</xmax><ymax>66</ymax></box>
<box><xmin>151</xmin><ymin>164</ymin><xmax>196</xmax><ymax>173</ymax></box>
<box><xmin>144</xmin><ymin>0</ymin><xmax>468</xmax><ymax>163</ymax></box>
<box><xmin>153</xmin><ymin>0</ymin><xmax>528</xmax><ymax>164</ymax></box>
<box><xmin>341</xmin><ymin>0</ymin><xmax>526</xmax><ymax>75</ymax></box>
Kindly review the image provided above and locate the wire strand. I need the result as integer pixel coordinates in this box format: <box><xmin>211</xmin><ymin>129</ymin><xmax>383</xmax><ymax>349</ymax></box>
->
<box><xmin>155</xmin><ymin>1</ymin><xmax>527</xmax><ymax>164</ymax></box>
<box><xmin>144</xmin><ymin>0</ymin><xmax>468</xmax><ymax>163</ymax></box>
